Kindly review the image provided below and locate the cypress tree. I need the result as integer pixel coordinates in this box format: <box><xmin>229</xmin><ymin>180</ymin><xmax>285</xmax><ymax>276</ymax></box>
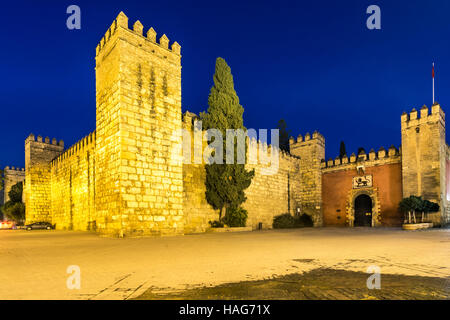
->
<box><xmin>339</xmin><ymin>141</ymin><xmax>346</xmax><ymax>158</ymax></box>
<box><xmin>277</xmin><ymin>119</ymin><xmax>290</xmax><ymax>153</ymax></box>
<box><xmin>201</xmin><ymin>57</ymin><xmax>255</xmax><ymax>222</ymax></box>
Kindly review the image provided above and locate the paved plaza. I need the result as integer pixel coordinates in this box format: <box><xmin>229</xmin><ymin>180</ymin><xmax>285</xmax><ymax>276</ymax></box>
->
<box><xmin>0</xmin><ymin>228</ymin><xmax>448</xmax><ymax>300</ymax></box>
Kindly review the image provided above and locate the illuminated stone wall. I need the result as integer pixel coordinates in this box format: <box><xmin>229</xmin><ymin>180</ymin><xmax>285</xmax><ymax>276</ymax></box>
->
<box><xmin>181</xmin><ymin>112</ymin><xmax>306</xmax><ymax>232</ymax></box>
<box><xmin>22</xmin><ymin>12</ymin><xmax>450</xmax><ymax>235</ymax></box>
<box><xmin>181</xmin><ymin>113</ymin><xmax>217</xmax><ymax>233</ymax></box>
<box><xmin>50</xmin><ymin>133</ymin><xmax>96</xmax><ymax>231</ymax></box>
<box><xmin>289</xmin><ymin>133</ymin><xmax>326</xmax><ymax>226</ymax></box>
<box><xmin>94</xmin><ymin>12</ymin><xmax>183</xmax><ymax>236</ymax></box>
<box><xmin>243</xmin><ymin>146</ymin><xmax>303</xmax><ymax>229</ymax></box>
<box><xmin>24</xmin><ymin>135</ymin><xmax>64</xmax><ymax>224</ymax></box>
<box><xmin>3</xmin><ymin>166</ymin><xmax>25</xmax><ymax>203</ymax></box>
<box><xmin>401</xmin><ymin>104</ymin><xmax>449</xmax><ymax>225</ymax></box>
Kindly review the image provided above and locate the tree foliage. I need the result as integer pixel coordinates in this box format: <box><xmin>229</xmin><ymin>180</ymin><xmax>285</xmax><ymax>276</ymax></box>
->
<box><xmin>223</xmin><ymin>205</ymin><xmax>248</xmax><ymax>227</ymax></box>
<box><xmin>201</xmin><ymin>57</ymin><xmax>255</xmax><ymax>225</ymax></box>
<box><xmin>8</xmin><ymin>182</ymin><xmax>23</xmax><ymax>203</ymax></box>
<box><xmin>273</xmin><ymin>213</ymin><xmax>314</xmax><ymax>229</ymax></box>
<box><xmin>399</xmin><ymin>196</ymin><xmax>439</xmax><ymax>224</ymax></box>
<box><xmin>339</xmin><ymin>141</ymin><xmax>347</xmax><ymax>158</ymax></box>
<box><xmin>1</xmin><ymin>182</ymin><xmax>25</xmax><ymax>224</ymax></box>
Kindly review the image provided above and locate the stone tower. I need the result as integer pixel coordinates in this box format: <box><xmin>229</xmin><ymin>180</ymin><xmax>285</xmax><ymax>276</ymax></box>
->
<box><xmin>289</xmin><ymin>131</ymin><xmax>325</xmax><ymax>226</ymax></box>
<box><xmin>24</xmin><ymin>134</ymin><xmax>64</xmax><ymax>224</ymax></box>
<box><xmin>401</xmin><ymin>103</ymin><xmax>447</xmax><ymax>225</ymax></box>
<box><xmin>94</xmin><ymin>12</ymin><xmax>183</xmax><ymax>236</ymax></box>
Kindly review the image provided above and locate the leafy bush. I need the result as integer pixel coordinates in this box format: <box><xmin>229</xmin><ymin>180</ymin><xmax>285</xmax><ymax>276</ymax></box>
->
<box><xmin>273</xmin><ymin>213</ymin><xmax>314</xmax><ymax>229</ymax></box>
<box><xmin>1</xmin><ymin>202</ymin><xmax>25</xmax><ymax>225</ymax></box>
<box><xmin>8</xmin><ymin>182</ymin><xmax>23</xmax><ymax>203</ymax></box>
<box><xmin>223</xmin><ymin>206</ymin><xmax>248</xmax><ymax>227</ymax></box>
<box><xmin>0</xmin><ymin>182</ymin><xmax>25</xmax><ymax>225</ymax></box>
<box><xmin>209</xmin><ymin>220</ymin><xmax>224</xmax><ymax>228</ymax></box>
<box><xmin>273</xmin><ymin>213</ymin><xmax>297</xmax><ymax>229</ymax></box>
<box><xmin>399</xmin><ymin>196</ymin><xmax>440</xmax><ymax>224</ymax></box>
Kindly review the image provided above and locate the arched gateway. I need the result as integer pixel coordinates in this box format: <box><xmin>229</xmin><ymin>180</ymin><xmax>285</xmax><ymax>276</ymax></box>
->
<box><xmin>354</xmin><ymin>194</ymin><xmax>373</xmax><ymax>227</ymax></box>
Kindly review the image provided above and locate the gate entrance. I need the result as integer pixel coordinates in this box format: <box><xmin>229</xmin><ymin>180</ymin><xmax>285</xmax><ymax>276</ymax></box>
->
<box><xmin>354</xmin><ymin>194</ymin><xmax>372</xmax><ymax>227</ymax></box>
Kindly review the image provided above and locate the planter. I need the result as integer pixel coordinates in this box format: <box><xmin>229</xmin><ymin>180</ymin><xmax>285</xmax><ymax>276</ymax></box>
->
<box><xmin>209</xmin><ymin>226</ymin><xmax>253</xmax><ymax>233</ymax></box>
<box><xmin>402</xmin><ymin>223</ymin><xmax>433</xmax><ymax>230</ymax></box>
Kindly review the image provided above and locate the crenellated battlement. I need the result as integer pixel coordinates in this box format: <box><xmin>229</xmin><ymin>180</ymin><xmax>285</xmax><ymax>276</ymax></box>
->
<box><xmin>289</xmin><ymin>131</ymin><xmax>325</xmax><ymax>147</ymax></box>
<box><xmin>4</xmin><ymin>166</ymin><xmax>25</xmax><ymax>173</ymax></box>
<box><xmin>25</xmin><ymin>133</ymin><xmax>64</xmax><ymax>148</ymax></box>
<box><xmin>25</xmin><ymin>133</ymin><xmax>65</xmax><ymax>171</ymax></box>
<box><xmin>247</xmin><ymin>136</ymin><xmax>300</xmax><ymax>161</ymax></box>
<box><xmin>182</xmin><ymin>111</ymin><xmax>298</xmax><ymax>162</ymax></box>
<box><xmin>51</xmin><ymin>131</ymin><xmax>96</xmax><ymax>165</ymax></box>
<box><xmin>401</xmin><ymin>103</ymin><xmax>445</xmax><ymax>130</ymax></box>
<box><xmin>95</xmin><ymin>12</ymin><xmax>181</xmax><ymax>58</ymax></box>
<box><xmin>322</xmin><ymin>145</ymin><xmax>401</xmax><ymax>171</ymax></box>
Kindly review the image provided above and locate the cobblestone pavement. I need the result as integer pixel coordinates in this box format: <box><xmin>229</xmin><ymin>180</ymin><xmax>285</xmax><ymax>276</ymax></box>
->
<box><xmin>0</xmin><ymin>227</ymin><xmax>448</xmax><ymax>299</ymax></box>
<box><xmin>136</xmin><ymin>268</ymin><xmax>449</xmax><ymax>300</ymax></box>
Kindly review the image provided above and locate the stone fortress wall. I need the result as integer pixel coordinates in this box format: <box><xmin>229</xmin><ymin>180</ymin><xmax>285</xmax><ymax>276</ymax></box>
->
<box><xmin>20</xmin><ymin>12</ymin><xmax>450</xmax><ymax>235</ymax></box>
<box><xmin>181</xmin><ymin>112</ymin><xmax>321</xmax><ymax>233</ymax></box>
<box><xmin>24</xmin><ymin>135</ymin><xmax>64</xmax><ymax>223</ymax></box>
<box><xmin>50</xmin><ymin>132</ymin><xmax>96</xmax><ymax>231</ymax></box>
<box><xmin>22</xmin><ymin>12</ymin><xmax>326</xmax><ymax>235</ymax></box>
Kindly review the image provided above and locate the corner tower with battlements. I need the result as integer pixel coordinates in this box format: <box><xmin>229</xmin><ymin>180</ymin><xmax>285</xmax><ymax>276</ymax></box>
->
<box><xmin>25</xmin><ymin>135</ymin><xmax>64</xmax><ymax>224</ymax></box>
<box><xmin>289</xmin><ymin>131</ymin><xmax>325</xmax><ymax>226</ymax></box>
<box><xmin>94</xmin><ymin>12</ymin><xmax>183</xmax><ymax>236</ymax></box>
<box><xmin>401</xmin><ymin>103</ymin><xmax>449</xmax><ymax>224</ymax></box>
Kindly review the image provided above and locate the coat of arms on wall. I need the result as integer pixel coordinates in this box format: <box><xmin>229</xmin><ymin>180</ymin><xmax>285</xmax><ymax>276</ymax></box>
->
<box><xmin>352</xmin><ymin>175</ymin><xmax>373</xmax><ymax>189</ymax></box>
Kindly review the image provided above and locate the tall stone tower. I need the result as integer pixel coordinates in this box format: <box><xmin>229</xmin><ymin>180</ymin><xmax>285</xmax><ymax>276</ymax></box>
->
<box><xmin>24</xmin><ymin>134</ymin><xmax>64</xmax><ymax>224</ymax></box>
<box><xmin>401</xmin><ymin>103</ymin><xmax>447</xmax><ymax>225</ymax></box>
<box><xmin>94</xmin><ymin>12</ymin><xmax>183</xmax><ymax>236</ymax></box>
<box><xmin>289</xmin><ymin>131</ymin><xmax>325</xmax><ymax>226</ymax></box>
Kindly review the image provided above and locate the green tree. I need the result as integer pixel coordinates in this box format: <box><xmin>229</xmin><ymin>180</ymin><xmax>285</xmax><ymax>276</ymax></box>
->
<box><xmin>2</xmin><ymin>202</ymin><xmax>25</xmax><ymax>224</ymax></box>
<box><xmin>201</xmin><ymin>57</ymin><xmax>255</xmax><ymax>224</ymax></box>
<box><xmin>339</xmin><ymin>141</ymin><xmax>347</xmax><ymax>158</ymax></box>
<box><xmin>277</xmin><ymin>119</ymin><xmax>290</xmax><ymax>153</ymax></box>
<box><xmin>8</xmin><ymin>182</ymin><xmax>23</xmax><ymax>203</ymax></box>
<box><xmin>419</xmin><ymin>199</ymin><xmax>440</xmax><ymax>222</ymax></box>
<box><xmin>399</xmin><ymin>196</ymin><xmax>438</xmax><ymax>224</ymax></box>
<box><xmin>1</xmin><ymin>182</ymin><xmax>25</xmax><ymax>224</ymax></box>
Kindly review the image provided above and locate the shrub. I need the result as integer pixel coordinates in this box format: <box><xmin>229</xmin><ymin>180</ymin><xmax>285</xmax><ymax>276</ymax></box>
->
<box><xmin>273</xmin><ymin>213</ymin><xmax>297</xmax><ymax>229</ymax></box>
<box><xmin>223</xmin><ymin>206</ymin><xmax>248</xmax><ymax>227</ymax></box>
<box><xmin>209</xmin><ymin>220</ymin><xmax>224</xmax><ymax>228</ymax></box>
<box><xmin>1</xmin><ymin>202</ymin><xmax>25</xmax><ymax>225</ymax></box>
<box><xmin>273</xmin><ymin>213</ymin><xmax>314</xmax><ymax>229</ymax></box>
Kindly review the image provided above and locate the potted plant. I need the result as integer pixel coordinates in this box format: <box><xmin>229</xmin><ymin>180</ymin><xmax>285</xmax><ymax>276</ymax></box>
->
<box><xmin>399</xmin><ymin>196</ymin><xmax>439</xmax><ymax>230</ymax></box>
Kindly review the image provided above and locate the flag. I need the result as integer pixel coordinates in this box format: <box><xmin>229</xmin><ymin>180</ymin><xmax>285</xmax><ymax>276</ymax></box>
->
<box><xmin>432</xmin><ymin>63</ymin><xmax>435</xmax><ymax>78</ymax></box>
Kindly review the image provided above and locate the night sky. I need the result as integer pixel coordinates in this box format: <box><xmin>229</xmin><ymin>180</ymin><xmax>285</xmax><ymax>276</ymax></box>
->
<box><xmin>1</xmin><ymin>0</ymin><xmax>450</xmax><ymax>169</ymax></box>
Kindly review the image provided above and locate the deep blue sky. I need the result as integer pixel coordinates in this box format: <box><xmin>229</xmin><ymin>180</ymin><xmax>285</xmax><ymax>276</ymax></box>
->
<box><xmin>1</xmin><ymin>0</ymin><xmax>449</xmax><ymax>169</ymax></box>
